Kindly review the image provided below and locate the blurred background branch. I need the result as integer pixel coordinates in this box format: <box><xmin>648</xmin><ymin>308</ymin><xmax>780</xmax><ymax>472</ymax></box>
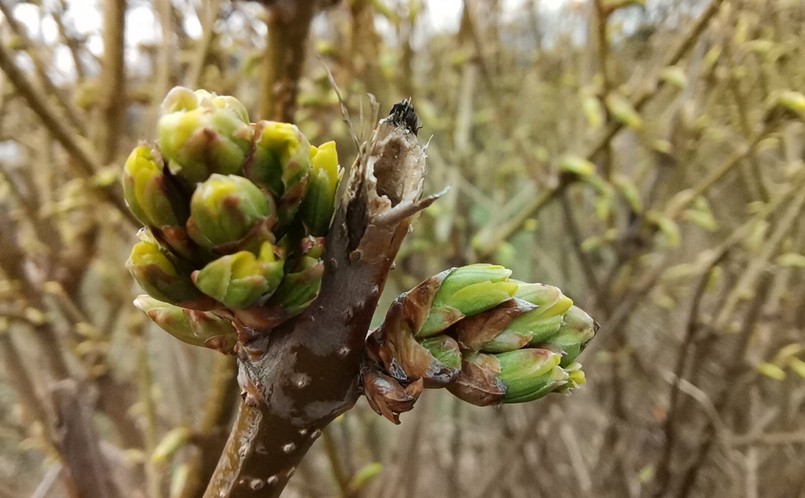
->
<box><xmin>1</xmin><ymin>0</ymin><xmax>804</xmax><ymax>496</ymax></box>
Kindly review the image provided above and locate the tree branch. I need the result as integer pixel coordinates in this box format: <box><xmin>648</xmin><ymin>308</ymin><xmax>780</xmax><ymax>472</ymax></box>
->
<box><xmin>93</xmin><ymin>0</ymin><xmax>126</xmax><ymax>164</ymax></box>
<box><xmin>178</xmin><ymin>355</ymin><xmax>239</xmax><ymax>498</ymax></box>
<box><xmin>204</xmin><ymin>103</ymin><xmax>429</xmax><ymax>497</ymax></box>
<box><xmin>259</xmin><ymin>1</ymin><xmax>316</xmax><ymax>121</ymax></box>
<box><xmin>186</xmin><ymin>0</ymin><xmax>221</xmax><ymax>88</ymax></box>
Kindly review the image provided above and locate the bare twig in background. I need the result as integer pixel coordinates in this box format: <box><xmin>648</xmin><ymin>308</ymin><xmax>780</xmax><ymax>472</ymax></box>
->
<box><xmin>259</xmin><ymin>1</ymin><xmax>316</xmax><ymax>121</ymax></box>
<box><xmin>1</xmin><ymin>1</ymin><xmax>804</xmax><ymax>496</ymax></box>
<box><xmin>93</xmin><ymin>0</ymin><xmax>126</xmax><ymax>164</ymax></box>
<box><xmin>51</xmin><ymin>380</ymin><xmax>121</xmax><ymax>498</ymax></box>
<box><xmin>177</xmin><ymin>355</ymin><xmax>238</xmax><ymax>498</ymax></box>
<box><xmin>0</xmin><ymin>3</ymin><xmax>86</xmax><ymax>135</ymax></box>
<box><xmin>473</xmin><ymin>0</ymin><xmax>727</xmax><ymax>258</ymax></box>
<box><xmin>0</xmin><ymin>41</ymin><xmax>136</xmax><ymax>225</ymax></box>
<box><xmin>0</xmin><ymin>328</ymin><xmax>52</xmax><ymax>439</ymax></box>
<box><xmin>186</xmin><ymin>0</ymin><xmax>222</xmax><ymax>89</ymax></box>
<box><xmin>29</xmin><ymin>463</ymin><xmax>62</xmax><ymax>498</ymax></box>
<box><xmin>322</xmin><ymin>427</ymin><xmax>351</xmax><ymax>497</ymax></box>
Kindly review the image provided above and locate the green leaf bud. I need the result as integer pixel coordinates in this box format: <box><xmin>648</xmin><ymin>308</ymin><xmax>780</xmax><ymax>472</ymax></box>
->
<box><xmin>245</xmin><ymin>121</ymin><xmax>312</xmax><ymax>229</ymax></box>
<box><xmin>127</xmin><ymin>240</ymin><xmax>206</xmax><ymax>307</ymax></box>
<box><xmin>187</xmin><ymin>174</ymin><xmax>273</xmax><ymax>249</ymax></box>
<box><xmin>151</xmin><ymin>426</ymin><xmax>192</xmax><ymax>465</ymax></box>
<box><xmin>369</xmin><ymin>264</ymin><xmax>598</xmax><ymax>411</ymax></box>
<box><xmin>192</xmin><ymin>242</ymin><xmax>284</xmax><ymax>309</ymax></box>
<box><xmin>419</xmin><ymin>264</ymin><xmax>518</xmax><ymax>337</ymax></box>
<box><xmin>496</xmin><ymin>348</ymin><xmax>569</xmax><ymax>403</ymax></box>
<box><xmin>122</xmin><ymin>145</ymin><xmax>188</xmax><ymax>228</ymax></box>
<box><xmin>452</xmin><ymin>299</ymin><xmax>535</xmax><ymax>353</ymax></box>
<box><xmin>605</xmin><ymin>92</ymin><xmax>644</xmax><ymax>130</ymax></box>
<box><xmin>535</xmin><ymin>306</ymin><xmax>598</xmax><ymax>366</ymax></box>
<box><xmin>771</xmin><ymin>90</ymin><xmax>805</xmax><ymax>119</ymax></box>
<box><xmin>266</xmin><ymin>256</ymin><xmax>324</xmax><ymax>316</ymax></box>
<box><xmin>514</xmin><ymin>282</ymin><xmax>574</xmax><ymax>318</ymax></box>
<box><xmin>420</xmin><ymin>335</ymin><xmax>462</xmax><ymax>370</ymax></box>
<box><xmin>157</xmin><ymin>87</ymin><xmax>252</xmax><ymax>184</ymax></box>
<box><xmin>133</xmin><ymin>295</ymin><xmax>237</xmax><ymax>353</ymax></box>
<box><xmin>301</xmin><ymin>141</ymin><xmax>340</xmax><ymax>236</ymax></box>
<box><xmin>559</xmin><ymin>155</ymin><xmax>596</xmax><ymax>178</ymax></box>
<box><xmin>556</xmin><ymin>361</ymin><xmax>586</xmax><ymax>393</ymax></box>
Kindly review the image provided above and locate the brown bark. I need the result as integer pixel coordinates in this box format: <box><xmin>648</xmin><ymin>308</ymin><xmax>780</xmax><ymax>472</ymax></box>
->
<box><xmin>204</xmin><ymin>104</ymin><xmax>431</xmax><ymax>497</ymax></box>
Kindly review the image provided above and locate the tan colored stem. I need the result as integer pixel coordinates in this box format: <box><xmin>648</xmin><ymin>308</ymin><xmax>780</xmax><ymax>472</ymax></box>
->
<box><xmin>259</xmin><ymin>2</ymin><xmax>316</xmax><ymax>121</ymax></box>
<box><xmin>322</xmin><ymin>428</ymin><xmax>351</xmax><ymax>497</ymax></box>
<box><xmin>94</xmin><ymin>0</ymin><xmax>126</xmax><ymax>164</ymax></box>
<box><xmin>0</xmin><ymin>331</ymin><xmax>52</xmax><ymax>439</ymax></box>
<box><xmin>51</xmin><ymin>380</ymin><xmax>122</xmax><ymax>498</ymax></box>
<box><xmin>186</xmin><ymin>0</ymin><xmax>222</xmax><ymax>88</ymax></box>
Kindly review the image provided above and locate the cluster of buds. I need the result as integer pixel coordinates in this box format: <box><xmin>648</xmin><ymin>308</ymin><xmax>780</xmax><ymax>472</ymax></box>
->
<box><xmin>364</xmin><ymin>264</ymin><xmax>597</xmax><ymax>422</ymax></box>
<box><xmin>124</xmin><ymin>87</ymin><xmax>340</xmax><ymax>352</ymax></box>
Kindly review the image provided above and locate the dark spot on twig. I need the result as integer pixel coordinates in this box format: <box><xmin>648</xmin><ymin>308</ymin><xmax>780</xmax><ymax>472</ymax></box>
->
<box><xmin>388</xmin><ymin>99</ymin><xmax>420</xmax><ymax>135</ymax></box>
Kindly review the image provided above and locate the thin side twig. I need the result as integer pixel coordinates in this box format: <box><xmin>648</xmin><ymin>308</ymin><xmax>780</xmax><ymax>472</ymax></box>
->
<box><xmin>0</xmin><ymin>2</ymin><xmax>86</xmax><ymax>135</ymax></box>
<box><xmin>0</xmin><ymin>42</ymin><xmax>138</xmax><ymax>226</ymax></box>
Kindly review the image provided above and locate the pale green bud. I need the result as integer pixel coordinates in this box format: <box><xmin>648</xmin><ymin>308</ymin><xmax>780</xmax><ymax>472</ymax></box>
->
<box><xmin>192</xmin><ymin>242</ymin><xmax>284</xmax><ymax>309</ymax></box>
<box><xmin>300</xmin><ymin>141</ymin><xmax>340</xmax><ymax>236</ymax></box>
<box><xmin>187</xmin><ymin>174</ymin><xmax>273</xmax><ymax>249</ymax></box>
<box><xmin>157</xmin><ymin>87</ymin><xmax>252</xmax><ymax>185</ymax></box>
<box><xmin>418</xmin><ymin>264</ymin><xmax>518</xmax><ymax>337</ymax></box>
<box><xmin>133</xmin><ymin>295</ymin><xmax>237</xmax><ymax>353</ymax></box>
<box><xmin>245</xmin><ymin>121</ymin><xmax>311</xmax><ymax>230</ymax></box>
<box><xmin>127</xmin><ymin>240</ymin><xmax>206</xmax><ymax>307</ymax></box>
<box><xmin>122</xmin><ymin>145</ymin><xmax>188</xmax><ymax>228</ymax></box>
<box><xmin>496</xmin><ymin>349</ymin><xmax>569</xmax><ymax>403</ymax></box>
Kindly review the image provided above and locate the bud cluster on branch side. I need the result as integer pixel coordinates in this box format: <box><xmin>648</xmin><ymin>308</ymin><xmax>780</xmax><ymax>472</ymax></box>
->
<box><xmin>363</xmin><ymin>264</ymin><xmax>598</xmax><ymax>422</ymax></box>
<box><xmin>124</xmin><ymin>87</ymin><xmax>340</xmax><ymax>351</ymax></box>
